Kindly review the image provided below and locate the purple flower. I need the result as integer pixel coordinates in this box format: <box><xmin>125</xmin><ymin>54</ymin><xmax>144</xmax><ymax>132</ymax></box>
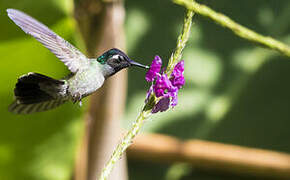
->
<box><xmin>145</xmin><ymin>56</ymin><xmax>185</xmax><ymax>113</ymax></box>
<box><xmin>145</xmin><ymin>56</ymin><xmax>162</xmax><ymax>82</ymax></box>
<box><xmin>174</xmin><ymin>60</ymin><xmax>185</xmax><ymax>72</ymax></box>
<box><xmin>152</xmin><ymin>97</ymin><xmax>170</xmax><ymax>113</ymax></box>
<box><xmin>170</xmin><ymin>90</ymin><xmax>178</xmax><ymax>107</ymax></box>
<box><xmin>170</xmin><ymin>60</ymin><xmax>185</xmax><ymax>89</ymax></box>
<box><xmin>153</xmin><ymin>74</ymin><xmax>174</xmax><ymax>97</ymax></box>
<box><xmin>145</xmin><ymin>86</ymin><xmax>153</xmax><ymax>103</ymax></box>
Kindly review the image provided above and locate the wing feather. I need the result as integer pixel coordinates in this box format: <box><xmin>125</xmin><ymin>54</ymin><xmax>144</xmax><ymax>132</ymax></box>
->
<box><xmin>7</xmin><ymin>9</ymin><xmax>88</xmax><ymax>73</ymax></box>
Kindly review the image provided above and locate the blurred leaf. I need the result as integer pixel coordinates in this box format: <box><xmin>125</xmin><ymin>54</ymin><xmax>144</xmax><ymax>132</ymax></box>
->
<box><xmin>125</xmin><ymin>0</ymin><xmax>290</xmax><ymax>179</ymax></box>
<box><xmin>0</xmin><ymin>1</ymin><xmax>83</xmax><ymax>180</ymax></box>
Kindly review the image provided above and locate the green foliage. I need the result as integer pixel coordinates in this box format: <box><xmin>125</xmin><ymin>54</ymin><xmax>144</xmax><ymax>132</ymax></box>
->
<box><xmin>0</xmin><ymin>1</ymin><xmax>83</xmax><ymax>180</ymax></box>
<box><xmin>125</xmin><ymin>0</ymin><xmax>290</xmax><ymax>179</ymax></box>
<box><xmin>0</xmin><ymin>0</ymin><xmax>290</xmax><ymax>179</ymax></box>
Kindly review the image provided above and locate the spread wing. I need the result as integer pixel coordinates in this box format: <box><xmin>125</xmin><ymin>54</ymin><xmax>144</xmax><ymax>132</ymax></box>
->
<box><xmin>7</xmin><ymin>9</ymin><xmax>88</xmax><ymax>73</ymax></box>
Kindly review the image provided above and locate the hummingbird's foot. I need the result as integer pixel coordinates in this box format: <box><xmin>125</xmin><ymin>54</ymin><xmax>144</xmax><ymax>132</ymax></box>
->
<box><xmin>79</xmin><ymin>100</ymin><xmax>82</xmax><ymax>107</ymax></box>
<box><xmin>72</xmin><ymin>93</ymin><xmax>82</xmax><ymax>105</ymax></box>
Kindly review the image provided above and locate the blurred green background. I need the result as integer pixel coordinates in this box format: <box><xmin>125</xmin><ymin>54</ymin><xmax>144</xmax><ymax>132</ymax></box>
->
<box><xmin>0</xmin><ymin>0</ymin><xmax>290</xmax><ymax>179</ymax></box>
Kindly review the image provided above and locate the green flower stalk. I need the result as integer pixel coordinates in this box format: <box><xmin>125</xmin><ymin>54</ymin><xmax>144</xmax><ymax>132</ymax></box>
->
<box><xmin>166</xmin><ymin>10</ymin><xmax>194</xmax><ymax>76</ymax></box>
<box><xmin>99</xmin><ymin>107</ymin><xmax>152</xmax><ymax>180</ymax></box>
<box><xmin>174</xmin><ymin>0</ymin><xmax>290</xmax><ymax>57</ymax></box>
<box><xmin>98</xmin><ymin>9</ymin><xmax>194</xmax><ymax>180</ymax></box>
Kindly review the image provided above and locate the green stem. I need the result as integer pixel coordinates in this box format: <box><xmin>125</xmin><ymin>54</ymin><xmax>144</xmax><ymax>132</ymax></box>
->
<box><xmin>166</xmin><ymin>10</ymin><xmax>194</xmax><ymax>76</ymax></box>
<box><xmin>98</xmin><ymin>108</ymin><xmax>151</xmax><ymax>180</ymax></box>
<box><xmin>98</xmin><ymin>7</ymin><xmax>194</xmax><ymax>180</ymax></box>
<box><xmin>173</xmin><ymin>0</ymin><xmax>290</xmax><ymax>57</ymax></box>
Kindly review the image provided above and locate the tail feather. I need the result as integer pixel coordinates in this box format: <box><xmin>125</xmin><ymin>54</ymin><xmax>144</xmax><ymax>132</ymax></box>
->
<box><xmin>9</xmin><ymin>99</ymin><xmax>67</xmax><ymax>114</ymax></box>
<box><xmin>9</xmin><ymin>72</ymin><xmax>68</xmax><ymax>114</ymax></box>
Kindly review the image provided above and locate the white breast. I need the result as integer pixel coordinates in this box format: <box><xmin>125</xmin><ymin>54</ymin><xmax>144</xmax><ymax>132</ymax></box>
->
<box><xmin>67</xmin><ymin>62</ymin><xmax>105</xmax><ymax>98</ymax></box>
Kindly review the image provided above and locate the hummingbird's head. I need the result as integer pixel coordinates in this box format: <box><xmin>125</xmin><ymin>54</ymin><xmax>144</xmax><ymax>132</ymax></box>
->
<box><xmin>97</xmin><ymin>48</ymin><xmax>149</xmax><ymax>76</ymax></box>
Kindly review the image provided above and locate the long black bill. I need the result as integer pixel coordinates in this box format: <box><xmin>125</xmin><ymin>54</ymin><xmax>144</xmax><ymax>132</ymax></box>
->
<box><xmin>129</xmin><ymin>60</ymin><xmax>149</xmax><ymax>69</ymax></box>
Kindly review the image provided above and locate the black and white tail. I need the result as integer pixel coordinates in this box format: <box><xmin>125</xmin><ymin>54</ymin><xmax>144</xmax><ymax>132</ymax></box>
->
<box><xmin>9</xmin><ymin>73</ymin><xmax>68</xmax><ymax>114</ymax></box>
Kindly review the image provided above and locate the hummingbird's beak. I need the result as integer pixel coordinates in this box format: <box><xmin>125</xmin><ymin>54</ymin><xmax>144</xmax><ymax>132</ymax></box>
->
<box><xmin>129</xmin><ymin>60</ymin><xmax>149</xmax><ymax>69</ymax></box>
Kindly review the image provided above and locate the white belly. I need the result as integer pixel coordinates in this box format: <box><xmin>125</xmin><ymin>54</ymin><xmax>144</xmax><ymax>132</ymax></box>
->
<box><xmin>67</xmin><ymin>65</ymin><xmax>105</xmax><ymax>98</ymax></box>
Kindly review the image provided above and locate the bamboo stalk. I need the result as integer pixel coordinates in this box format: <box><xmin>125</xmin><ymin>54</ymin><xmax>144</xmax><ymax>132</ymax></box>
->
<box><xmin>128</xmin><ymin>133</ymin><xmax>290</xmax><ymax>179</ymax></box>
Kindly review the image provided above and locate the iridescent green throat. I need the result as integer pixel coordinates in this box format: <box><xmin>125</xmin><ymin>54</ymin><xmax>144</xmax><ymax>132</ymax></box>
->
<box><xmin>97</xmin><ymin>55</ymin><xmax>106</xmax><ymax>64</ymax></box>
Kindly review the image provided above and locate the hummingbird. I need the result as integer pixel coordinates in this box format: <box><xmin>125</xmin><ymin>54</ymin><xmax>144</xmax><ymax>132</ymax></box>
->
<box><xmin>7</xmin><ymin>9</ymin><xmax>149</xmax><ymax>114</ymax></box>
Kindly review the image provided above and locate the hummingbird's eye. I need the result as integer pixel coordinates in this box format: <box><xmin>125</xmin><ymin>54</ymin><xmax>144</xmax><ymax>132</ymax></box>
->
<box><xmin>115</xmin><ymin>58</ymin><xmax>121</xmax><ymax>64</ymax></box>
<box><xmin>119</xmin><ymin>56</ymin><xmax>125</xmax><ymax>61</ymax></box>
